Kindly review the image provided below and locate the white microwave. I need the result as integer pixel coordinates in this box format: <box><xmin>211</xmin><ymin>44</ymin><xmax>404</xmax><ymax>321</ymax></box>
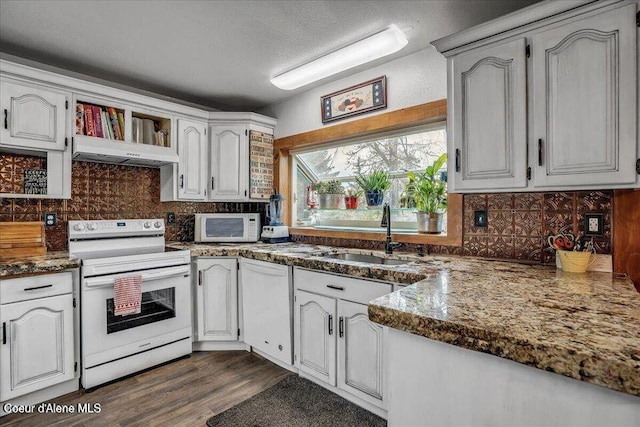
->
<box><xmin>194</xmin><ymin>213</ymin><xmax>261</xmax><ymax>242</ymax></box>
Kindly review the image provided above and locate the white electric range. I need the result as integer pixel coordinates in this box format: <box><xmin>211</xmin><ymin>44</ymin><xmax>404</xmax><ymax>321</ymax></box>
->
<box><xmin>68</xmin><ymin>219</ymin><xmax>192</xmax><ymax>389</ymax></box>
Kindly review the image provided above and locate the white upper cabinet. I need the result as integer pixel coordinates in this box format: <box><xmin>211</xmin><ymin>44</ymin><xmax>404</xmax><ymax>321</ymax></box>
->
<box><xmin>177</xmin><ymin>119</ymin><xmax>207</xmax><ymax>200</ymax></box>
<box><xmin>210</xmin><ymin>125</ymin><xmax>248</xmax><ymax>201</ymax></box>
<box><xmin>434</xmin><ymin>0</ymin><xmax>638</xmax><ymax>192</ymax></box>
<box><xmin>531</xmin><ymin>4</ymin><xmax>637</xmax><ymax>188</ymax></box>
<box><xmin>0</xmin><ymin>79</ymin><xmax>69</xmax><ymax>152</ymax></box>
<box><xmin>451</xmin><ymin>38</ymin><xmax>528</xmax><ymax>191</ymax></box>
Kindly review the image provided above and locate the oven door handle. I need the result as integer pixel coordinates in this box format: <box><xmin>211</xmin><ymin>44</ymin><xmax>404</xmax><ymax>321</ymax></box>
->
<box><xmin>84</xmin><ymin>265</ymin><xmax>191</xmax><ymax>288</ymax></box>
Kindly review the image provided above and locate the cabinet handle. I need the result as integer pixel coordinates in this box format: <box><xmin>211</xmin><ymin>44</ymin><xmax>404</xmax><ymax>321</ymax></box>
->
<box><xmin>538</xmin><ymin>139</ymin><xmax>543</xmax><ymax>166</ymax></box>
<box><xmin>24</xmin><ymin>284</ymin><xmax>53</xmax><ymax>291</ymax></box>
<box><xmin>2</xmin><ymin>322</ymin><xmax>6</xmax><ymax>345</ymax></box>
<box><xmin>198</xmin><ymin>271</ymin><xmax>202</xmax><ymax>286</ymax></box>
<box><xmin>3</xmin><ymin>109</ymin><xmax>7</xmax><ymax>130</ymax></box>
<box><xmin>326</xmin><ymin>284</ymin><xmax>345</xmax><ymax>291</ymax></box>
<box><xmin>339</xmin><ymin>316</ymin><xmax>344</xmax><ymax>338</ymax></box>
<box><xmin>180</xmin><ymin>174</ymin><xmax>184</xmax><ymax>188</ymax></box>
<box><xmin>328</xmin><ymin>314</ymin><xmax>333</xmax><ymax>335</ymax></box>
<box><xmin>455</xmin><ymin>148</ymin><xmax>461</xmax><ymax>172</ymax></box>
<box><xmin>211</xmin><ymin>177</ymin><xmax>215</xmax><ymax>190</ymax></box>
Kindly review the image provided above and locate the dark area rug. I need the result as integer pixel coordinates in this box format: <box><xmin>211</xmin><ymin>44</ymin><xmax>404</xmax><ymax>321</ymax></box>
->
<box><xmin>206</xmin><ymin>375</ymin><xmax>387</xmax><ymax>427</ymax></box>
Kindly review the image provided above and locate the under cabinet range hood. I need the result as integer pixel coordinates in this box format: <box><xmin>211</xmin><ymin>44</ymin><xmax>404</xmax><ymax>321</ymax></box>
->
<box><xmin>73</xmin><ymin>137</ymin><xmax>178</xmax><ymax>167</ymax></box>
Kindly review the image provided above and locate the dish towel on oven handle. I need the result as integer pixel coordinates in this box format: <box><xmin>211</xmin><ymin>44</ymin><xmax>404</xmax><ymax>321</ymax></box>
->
<box><xmin>114</xmin><ymin>275</ymin><xmax>142</xmax><ymax>316</ymax></box>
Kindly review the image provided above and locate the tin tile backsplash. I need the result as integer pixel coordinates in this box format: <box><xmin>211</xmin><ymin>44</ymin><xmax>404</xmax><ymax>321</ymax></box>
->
<box><xmin>0</xmin><ymin>155</ymin><xmax>267</xmax><ymax>251</ymax></box>
<box><xmin>1</xmin><ymin>153</ymin><xmax>613</xmax><ymax>262</ymax></box>
<box><xmin>293</xmin><ymin>191</ymin><xmax>613</xmax><ymax>265</ymax></box>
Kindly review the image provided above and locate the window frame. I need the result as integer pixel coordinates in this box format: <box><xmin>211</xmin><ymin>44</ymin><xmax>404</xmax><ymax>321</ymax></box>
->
<box><xmin>273</xmin><ymin>99</ymin><xmax>462</xmax><ymax>247</ymax></box>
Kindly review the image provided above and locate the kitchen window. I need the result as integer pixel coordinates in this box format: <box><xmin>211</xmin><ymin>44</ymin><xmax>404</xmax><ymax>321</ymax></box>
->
<box><xmin>291</xmin><ymin>123</ymin><xmax>447</xmax><ymax>233</ymax></box>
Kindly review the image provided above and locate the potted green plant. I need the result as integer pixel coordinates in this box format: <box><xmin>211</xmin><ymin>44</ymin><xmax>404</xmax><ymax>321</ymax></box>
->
<box><xmin>407</xmin><ymin>154</ymin><xmax>447</xmax><ymax>233</ymax></box>
<box><xmin>355</xmin><ymin>169</ymin><xmax>390</xmax><ymax>207</ymax></box>
<box><xmin>313</xmin><ymin>179</ymin><xmax>344</xmax><ymax>209</ymax></box>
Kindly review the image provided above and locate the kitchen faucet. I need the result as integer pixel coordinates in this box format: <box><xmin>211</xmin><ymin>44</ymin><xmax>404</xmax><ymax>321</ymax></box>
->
<box><xmin>381</xmin><ymin>203</ymin><xmax>403</xmax><ymax>255</ymax></box>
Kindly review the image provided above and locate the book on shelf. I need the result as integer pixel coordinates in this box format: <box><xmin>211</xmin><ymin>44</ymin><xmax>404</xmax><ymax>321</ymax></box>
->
<box><xmin>92</xmin><ymin>106</ymin><xmax>104</xmax><ymax>138</ymax></box>
<box><xmin>107</xmin><ymin>107</ymin><xmax>123</xmax><ymax>140</ymax></box>
<box><xmin>132</xmin><ymin>117</ymin><xmax>143</xmax><ymax>143</ymax></box>
<box><xmin>76</xmin><ymin>104</ymin><xmax>84</xmax><ymax>135</ymax></box>
<box><xmin>142</xmin><ymin>119</ymin><xmax>155</xmax><ymax>145</ymax></box>
<box><xmin>117</xmin><ymin>112</ymin><xmax>125</xmax><ymax>138</ymax></box>
<box><xmin>83</xmin><ymin>104</ymin><xmax>96</xmax><ymax>137</ymax></box>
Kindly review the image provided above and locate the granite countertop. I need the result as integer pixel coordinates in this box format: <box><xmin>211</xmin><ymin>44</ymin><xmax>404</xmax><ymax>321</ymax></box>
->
<box><xmin>170</xmin><ymin>242</ymin><xmax>640</xmax><ymax>398</ymax></box>
<box><xmin>1</xmin><ymin>242</ymin><xmax>638</xmax><ymax>398</ymax></box>
<box><xmin>0</xmin><ymin>251</ymin><xmax>80</xmax><ymax>277</ymax></box>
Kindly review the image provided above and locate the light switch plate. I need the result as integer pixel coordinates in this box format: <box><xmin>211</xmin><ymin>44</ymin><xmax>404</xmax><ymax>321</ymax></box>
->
<box><xmin>584</xmin><ymin>213</ymin><xmax>604</xmax><ymax>236</ymax></box>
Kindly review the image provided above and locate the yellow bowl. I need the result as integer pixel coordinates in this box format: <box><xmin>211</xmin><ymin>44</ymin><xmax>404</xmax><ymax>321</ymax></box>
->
<box><xmin>557</xmin><ymin>250</ymin><xmax>594</xmax><ymax>273</ymax></box>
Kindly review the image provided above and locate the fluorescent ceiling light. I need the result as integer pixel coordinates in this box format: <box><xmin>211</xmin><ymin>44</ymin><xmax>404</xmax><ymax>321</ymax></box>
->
<box><xmin>270</xmin><ymin>25</ymin><xmax>408</xmax><ymax>90</ymax></box>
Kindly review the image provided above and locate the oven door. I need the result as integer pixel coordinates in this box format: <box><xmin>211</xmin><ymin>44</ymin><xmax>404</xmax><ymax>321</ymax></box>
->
<box><xmin>81</xmin><ymin>264</ymin><xmax>191</xmax><ymax>366</ymax></box>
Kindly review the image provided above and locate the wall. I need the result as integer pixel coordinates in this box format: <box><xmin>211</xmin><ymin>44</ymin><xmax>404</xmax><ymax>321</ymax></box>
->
<box><xmin>259</xmin><ymin>48</ymin><xmax>446</xmax><ymax>139</ymax></box>
<box><xmin>293</xmin><ymin>191</ymin><xmax>613</xmax><ymax>266</ymax></box>
<box><xmin>0</xmin><ymin>153</ymin><xmax>267</xmax><ymax>250</ymax></box>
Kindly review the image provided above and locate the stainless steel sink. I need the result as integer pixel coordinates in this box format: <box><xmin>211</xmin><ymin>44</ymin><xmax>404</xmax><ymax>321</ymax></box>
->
<box><xmin>323</xmin><ymin>253</ymin><xmax>409</xmax><ymax>266</ymax></box>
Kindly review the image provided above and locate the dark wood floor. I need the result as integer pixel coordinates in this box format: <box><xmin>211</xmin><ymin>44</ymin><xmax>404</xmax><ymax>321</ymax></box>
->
<box><xmin>2</xmin><ymin>351</ymin><xmax>293</xmax><ymax>427</ymax></box>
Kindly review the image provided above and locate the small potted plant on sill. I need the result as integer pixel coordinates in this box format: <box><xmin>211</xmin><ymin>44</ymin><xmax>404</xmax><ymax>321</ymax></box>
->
<box><xmin>355</xmin><ymin>169</ymin><xmax>391</xmax><ymax>207</ymax></box>
<box><xmin>407</xmin><ymin>153</ymin><xmax>447</xmax><ymax>233</ymax></box>
<box><xmin>313</xmin><ymin>179</ymin><xmax>344</xmax><ymax>209</ymax></box>
<box><xmin>344</xmin><ymin>186</ymin><xmax>362</xmax><ymax>209</ymax></box>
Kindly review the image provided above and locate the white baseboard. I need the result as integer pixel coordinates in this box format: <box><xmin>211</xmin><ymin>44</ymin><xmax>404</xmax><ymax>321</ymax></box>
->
<box><xmin>193</xmin><ymin>341</ymin><xmax>250</xmax><ymax>351</ymax></box>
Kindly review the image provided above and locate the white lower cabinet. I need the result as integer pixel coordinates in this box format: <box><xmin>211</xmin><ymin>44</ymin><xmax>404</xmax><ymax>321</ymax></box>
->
<box><xmin>337</xmin><ymin>300</ymin><xmax>384</xmax><ymax>407</ymax></box>
<box><xmin>0</xmin><ymin>271</ymin><xmax>77</xmax><ymax>403</ymax></box>
<box><xmin>195</xmin><ymin>258</ymin><xmax>238</xmax><ymax>342</ymax></box>
<box><xmin>240</xmin><ymin>258</ymin><xmax>292</xmax><ymax>366</ymax></box>
<box><xmin>294</xmin><ymin>268</ymin><xmax>392</xmax><ymax>412</ymax></box>
<box><xmin>295</xmin><ymin>290</ymin><xmax>336</xmax><ymax>385</ymax></box>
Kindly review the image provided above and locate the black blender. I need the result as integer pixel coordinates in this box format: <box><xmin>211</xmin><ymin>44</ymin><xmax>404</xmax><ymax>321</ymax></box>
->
<box><xmin>261</xmin><ymin>190</ymin><xmax>290</xmax><ymax>243</ymax></box>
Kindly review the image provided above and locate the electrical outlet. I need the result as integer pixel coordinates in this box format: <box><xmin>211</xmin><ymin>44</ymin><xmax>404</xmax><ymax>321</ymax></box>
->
<box><xmin>44</xmin><ymin>212</ymin><xmax>57</xmax><ymax>227</ymax></box>
<box><xmin>167</xmin><ymin>212</ymin><xmax>176</xmax><ymax>224</ymax></box>
<box><xmin>474</xmin><ymin>210</ymin><xmax>488</xmax><ymax>228</ymax></box>
<box><xmin>584</xmin><ymin>213</ymin><xmax>604</xmax><ymax>236</ymax></box>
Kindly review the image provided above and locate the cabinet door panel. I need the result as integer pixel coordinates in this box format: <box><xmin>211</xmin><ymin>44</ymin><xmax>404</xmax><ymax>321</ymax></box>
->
<box><xmin>294</xmin><ymin>290</ymin><xmax>336</xmax><ymax>386</ymax></box>
<box><xmin>0</xmin><ymin>80</ymin><xmax>68</xmax><ymax>152</ymax></box>
<box><xmin>177</xmin><ymin>119</ymin><xmax>207</xmax><ymax>200</ymax></box>
<box><xmin>0</xmin><ymin>294</ymin><xmax>74</xmax><ymax>401</ymax></box>
<box><xmin>240</xmin><ymin>259</ymin><xmax>292</xmax><ymax>365</ymax></box>
<box><xmin>337</xmin><ymin>300</ymin><xmax>384</xmax><ymax>408</ymax></box>
<box><xmin>532</xmin><ymin>4</ymin><xmax>637</xmax><ymax>187</ymax></box>
<box><xmin>196</xmin><ymin>259</ymin><xmax>238</xmax><ymax>341</ymax></box>
<box><xmin>210</xmin><ymin>125</ymin><xmax>247</xmax><ymax>200</ymax></box>
<box><xmin>452</xmin><ymin>38</ymin><xmax>527</xmax><ymax>191</ymax></box>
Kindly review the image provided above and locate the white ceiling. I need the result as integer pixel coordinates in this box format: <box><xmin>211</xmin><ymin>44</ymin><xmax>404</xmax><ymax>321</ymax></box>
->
<box><xmin>0</xmin><ymin>0</ymin><xmax>540</xmax><ymax>111</ymax></box>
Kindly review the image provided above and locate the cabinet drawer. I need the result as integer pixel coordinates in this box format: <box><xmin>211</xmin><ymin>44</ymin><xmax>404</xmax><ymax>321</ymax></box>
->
<box><xmin>0</xmin><ymin>272</ymin><xmax>73</xmax><ymax>304</ymax></box>
<box><xmin>294</xmin><ymin>268</ymin><xmax>392</xmax><ymax>305</ymax></box>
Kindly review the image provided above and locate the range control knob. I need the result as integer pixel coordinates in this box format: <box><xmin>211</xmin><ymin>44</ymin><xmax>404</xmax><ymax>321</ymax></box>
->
<box><xmin>73</xmin><ymin>223</ymin><xmax>86</xmax><ymax>231</ymax></box>
<box><xmin>88</xmin><ymin>223</ymin><xmax>98</xmax><ymax>231</ymax></box>
<box><xmin>154</xmin><ymin>221</ymin><xmax>162</xmax><ymax>229</ymax></box>
<box><xmin>143</xmin><ymin>221</ymin><xmax>152</xmax><ymax>229</ymax></box>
